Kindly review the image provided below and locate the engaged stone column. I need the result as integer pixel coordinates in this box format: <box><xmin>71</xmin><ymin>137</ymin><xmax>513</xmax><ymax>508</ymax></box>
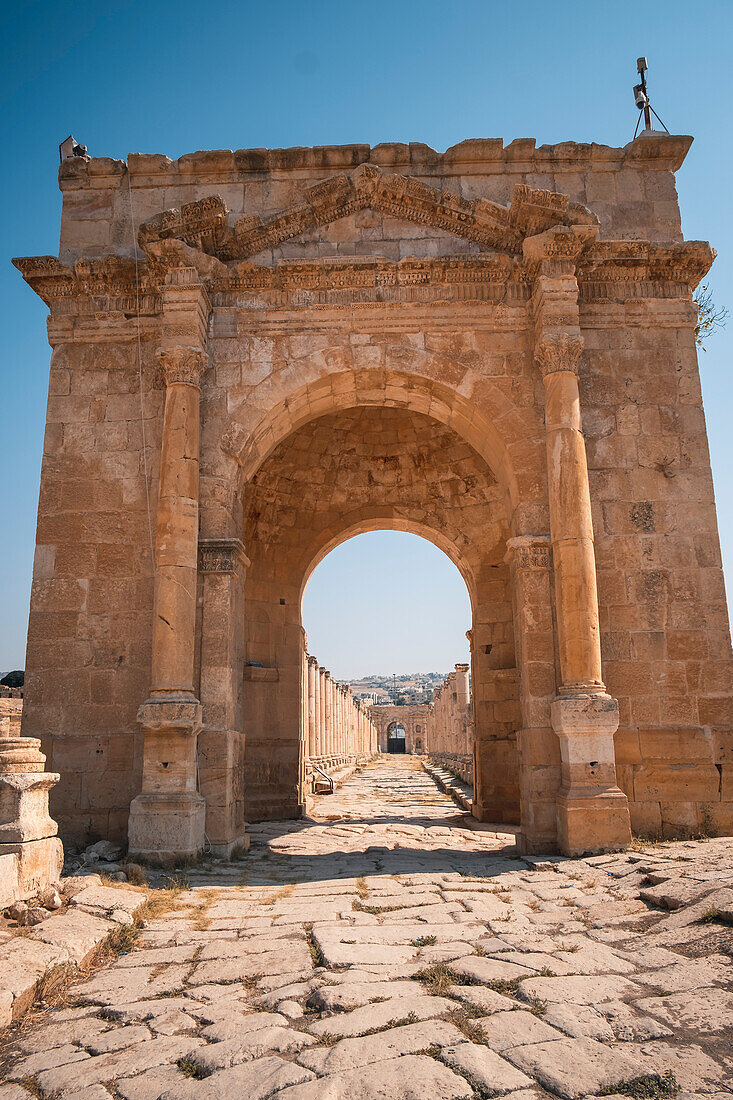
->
<box><xmin>307</xmin><ymin>657</ymin><xmax>318</xmax><ymax>759</ymax></box>
<box><xmin>532</xmin><ymin>245</ymin><xmax>631</xmax><ymax>855</ymax></box>
<box><xmin>129</xmin><ymin>268</ymin><xmax>210</xmax><ymax>861</ymax></box>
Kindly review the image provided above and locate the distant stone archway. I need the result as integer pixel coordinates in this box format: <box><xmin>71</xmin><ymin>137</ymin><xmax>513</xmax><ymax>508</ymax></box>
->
<box><xmin>386</xmin><ymin>723</ymin><xmax>407</xmax><ymax>754</ymax></box>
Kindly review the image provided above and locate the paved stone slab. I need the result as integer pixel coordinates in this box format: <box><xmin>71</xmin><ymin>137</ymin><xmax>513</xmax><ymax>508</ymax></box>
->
<box><xmin>623</xmin><ymin>1041</ymin><xmax>729</xmax><ymax>1091</ymax></box>
<box><xmin>191</xmin><ymin>1025</ymin><xmax>318</xmax><ymax>1073</ymax></box>
<box><xmin>29</xmin><ymin>910</ymin><xmax>114</xmax><ymax>964</ymax></box>
<box><xmin>543</xmin><ymin>1003</ymin><xmax>615</xmax><ymax>1040</ymax></box>
<box><xmin>478</xmin><ymin>1009</ymin><xmax>563</xmax><ymax>1051</ymax></box>
<box><xmin>517</xmin><ymin>973</ymin><xmax>641</xmax><ymax>1005</ymax></box>
<box><xmin>311</xmin><ymin>932</ymin><xmax>417</xmax><ymax>968</ymax></box>
<box><xmin>298</xmin><ymin>1019</ymin><xmax>465</xmax><ymax>1074</ymax></box>
<box><xmin>158</xmin><ymin>1056</ymin><xmax>315</xmax><ymax>1099</ymax></box>
<box><xmin>276</xmin><ymin>1053</ymin><xmax>474</xmax><ymax>1099</ymax></box>
<box><xmin>505</xmin><ymin>1037</ymin><xmax>645</xmax><ymax>1099</ymax></box>
<box><xmin>70</xmin><ymin>884</ymin><xmax>146</xmax><ymax>918</ymax></box>
<box><xmin>35</xmin><ymin>1036</ymin><xmax>203</xmax><ymax>1094</ymax></box>
<box><xmin>84</xmin><ymin>1024</ymin><xmax>152</xmax><ymax>1054</ymax></box>
<box><xmin>308</xmin><ymin>993</ymin><xmax>454</xmax><ymax>1038</ymax></box>
<box><xmin>441</xmin><ymin>1042</ymin><xmax>534</xmax><ymax>1094</ymax></box>
<box><xmin>8</xmin><ymin>1043</ymin><xmax>90</xmax><ymax>1081</ymax></box>
<box><xmin>447</xmin><ymin>984</ymin><xmax>518</xmax><ymax>1013</ymax></box>
<box><xmin>451</xmin><ymin>955</ymin><xmax>538</xmax><ymax>984</ymax></box>
<box><xmin>634</xmin><ymin>987</ymin><xmax>733</xmax><ymax>1032</ymax></box>
<box><xmin>309</xmin><ymin>978</ymin><xmax>425</xmax><ymax>1011</ymax></box>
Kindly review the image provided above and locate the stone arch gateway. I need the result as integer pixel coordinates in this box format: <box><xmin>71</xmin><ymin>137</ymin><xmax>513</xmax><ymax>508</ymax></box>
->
<box><xmin>14</xmin><ymin>133</ymin><xmax>733</xmax><ymax>860</ymax></box>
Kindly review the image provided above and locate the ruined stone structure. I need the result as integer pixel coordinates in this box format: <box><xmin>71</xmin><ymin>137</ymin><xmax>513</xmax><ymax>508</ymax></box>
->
<box><xmin>428</xmin><ymin>664</ymin><xmax>474</xmax><ymax>786</ymax></box>
<box><xmin>302</xmin><ymin>650</ymin><xmax>377</xmax><ymax>790</ymax></box>
<box><xmin>0</xmin><ymin>692</ymin><xmax>62</xmax><ymax>906</ymax></box>
<box><xmin>14</xmin><ymin>130</ymin><xmax>733</xmax><ymax>859</ymax></box>
<box><xmin>369</xmin><ymin>705</ymin><xmax>430</xmax><ymax>755</ymax></box>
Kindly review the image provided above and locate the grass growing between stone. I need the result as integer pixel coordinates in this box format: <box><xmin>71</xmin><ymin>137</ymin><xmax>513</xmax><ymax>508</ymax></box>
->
<box><xmin>304</xmin><ymin>926</ymin><xmax>326</xmax><ymax>967</ymax></box>
<box><xmin>447</xmin><ymin>1003</ymin><xmax>487</xmax><ymax>1042</ymax></box>
<box><xmin>599</xmin><ymin>1072</ymin><xmax>678</xmax><ymax>1099</ymax></box>
<box><xmin>415</xmin><ymin>962</ymin><xmax>472</xmax><ymax>994</ymax></box>
<box><xmin>177</xmin><ymin>1055</ymin><xmax>209</xmax><ymax>1079</ymax></box>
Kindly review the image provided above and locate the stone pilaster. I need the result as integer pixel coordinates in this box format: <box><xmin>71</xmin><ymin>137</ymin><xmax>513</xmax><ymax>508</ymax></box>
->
<box><xmin>505</xmin><ymin>535</ymin><xmax>560</xmax><ymax>851</ymax></box>
<box><xmin>129</xmin><ymin>267</ymin><xmax>211</xmax><ymax>862</ymax></box>
<box><xmin>530</xmin><ymin>231</ymin><xmax>631</xmax><ymax>855</ymax></box>
<box><xmin>196</xmin><ymin>537</ymin><xmax>250</xmax><ymax>857</ymax></box>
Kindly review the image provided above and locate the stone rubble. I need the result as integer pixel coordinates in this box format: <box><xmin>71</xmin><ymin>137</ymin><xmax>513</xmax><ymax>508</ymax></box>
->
<box><xmin>0</xmin><ymin>756</ymin><xmax>731</xmax><ymax>1098</ymax></box>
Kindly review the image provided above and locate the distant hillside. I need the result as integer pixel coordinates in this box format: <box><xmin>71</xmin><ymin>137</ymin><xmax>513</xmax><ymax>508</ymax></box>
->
<box><xmin>345</xmin><ymin>671</ymin><xmax>449</xmax><ymax>706</ymax></box>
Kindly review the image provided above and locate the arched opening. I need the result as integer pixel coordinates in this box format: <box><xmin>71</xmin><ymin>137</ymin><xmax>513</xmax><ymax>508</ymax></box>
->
<box><xmin>386</xmin><ymin>723</ymin><xmax>407</xmax><ymax>754</ymax></box>
<box><xmin>236</xmin><ymin>398</ymin><xmax>525</xmax><ymax>831</ymax></box>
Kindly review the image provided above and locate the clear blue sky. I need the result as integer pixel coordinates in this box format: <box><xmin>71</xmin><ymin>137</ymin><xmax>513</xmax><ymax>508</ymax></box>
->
<box><xmin>2</xmin><ymin>0</ymin><xmax>732</xmax><ymax>678</ymax></box>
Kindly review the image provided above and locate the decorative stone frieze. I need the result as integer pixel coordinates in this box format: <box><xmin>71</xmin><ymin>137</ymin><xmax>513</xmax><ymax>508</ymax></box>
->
<box><xmin>198</xmin><ymin>537</ymin><xmax>249</xmax><ymax>575</ymax></box>
<box><xmin>505</xmin><ymin>535</ymin><xmax>552</xmax><ymax>571</ymax></box>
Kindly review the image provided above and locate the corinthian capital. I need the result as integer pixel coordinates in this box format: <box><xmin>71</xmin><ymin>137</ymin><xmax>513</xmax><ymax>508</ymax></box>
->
<box><xmin>535</xmin><ymin>333</ymin><xmax>584</xmax><ymax>379</ymax></box>
<box><xmin>156</xmin><ymin>346</ymin><xmax>208</xmax><ymax>388</ymax></box>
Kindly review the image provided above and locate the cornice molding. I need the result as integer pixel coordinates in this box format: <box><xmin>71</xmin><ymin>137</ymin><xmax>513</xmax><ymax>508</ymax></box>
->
<box><xmin>13</xmin><ymin>238</ymin><xmax>714</xmax><ymax>309</ymax></box>
<box><xmin>137</xmin><ymin>170</ymin><xmax>600</xmax><ymax>261</ymax></box>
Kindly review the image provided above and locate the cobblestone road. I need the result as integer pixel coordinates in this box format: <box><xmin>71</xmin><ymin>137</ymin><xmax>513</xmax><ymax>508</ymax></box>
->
<box><xmin>1</xmin><ymin>756</ymin><xmax>731</xmax><ymax>1099</ymax></box>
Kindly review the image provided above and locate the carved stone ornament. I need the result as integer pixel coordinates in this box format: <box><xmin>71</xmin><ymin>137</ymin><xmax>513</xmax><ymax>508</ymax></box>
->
<box><xmin>535</xmin><ymin>333</ymin><xmax>584</xmax><ymax>379</ymax></box>
<box><xmin>505</xmin><ymin>535</ymin><xmax>552</xmax><ymax>570</ymax></box>
<box><xmin>156</xmin><ymin>346</ymin><xmax>208</xmax><ymax>387</ymax></box>
<box><xmin>198</xmin><ymin>537</ymin><xmax>250</xmax><ymax>575</ymax></box>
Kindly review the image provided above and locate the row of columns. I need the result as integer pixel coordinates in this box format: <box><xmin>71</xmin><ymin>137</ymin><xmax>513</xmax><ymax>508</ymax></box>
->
<box><xmin>304</xmin><ymin>654</ymin><xmax>377</xmax><ymax>764</ymax></box>
<box><xmin>429</xmin><ymin>664</ymin><xmax>471</xmax><ymax>756</ymax></box>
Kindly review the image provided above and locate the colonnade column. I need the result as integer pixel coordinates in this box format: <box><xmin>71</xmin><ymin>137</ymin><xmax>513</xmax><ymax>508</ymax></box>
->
<box><xmin>307</xmin><ymin>656</ymin><xmax>318</xmax><ymax>759</ymax></box>
<box><xmin>455</xmin><ymin>664</ymin><xmax>470</xmax><ymax>755</ymax></box>
<box><xmin>129</xmin><ymin>266</ymin><xmax>210</xmax><ymax>861</ymax></box>
<box><xmin>530</xmin><ymin>228</ymin><xmax>631</xmax><ymax>855</ymax></box>
<box><xmin>300</xmin><ymin>657</ymin><xmax>378</xmax><ymax>775</ymax></box>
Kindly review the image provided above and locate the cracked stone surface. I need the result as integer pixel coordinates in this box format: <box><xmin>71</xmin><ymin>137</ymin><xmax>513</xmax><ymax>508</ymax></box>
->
<box><xmin>0</xmin><ymin>757</ymin><xmax>731</xmax><ymax>1098</ymax></box>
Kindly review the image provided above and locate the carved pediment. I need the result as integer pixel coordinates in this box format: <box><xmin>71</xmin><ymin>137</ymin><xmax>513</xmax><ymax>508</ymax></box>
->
<box><xmin>137</xmin><ymin>165</ymin><xmax>599</xmax><ymax>262</ymax></box>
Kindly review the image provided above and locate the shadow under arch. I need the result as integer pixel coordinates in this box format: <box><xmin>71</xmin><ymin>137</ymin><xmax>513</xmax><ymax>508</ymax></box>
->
<box><xmin>238</xmin><ymin>388</ymin><xmax>520</xmax><ymax>829</ymax></box>
<box><xmin>220</xmin><ymin>362</ymin><xmax>532</xmax><ymax>528</ymax></box>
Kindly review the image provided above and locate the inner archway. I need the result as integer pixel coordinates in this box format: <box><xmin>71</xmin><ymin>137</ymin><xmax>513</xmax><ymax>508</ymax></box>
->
<box><xmin>238</xmin><ymin>401</ymin><xmax>523</xmax><ymax>831</ymax></box>
<box><xmin>387</xmin><ymin>724</ymin><xmax>407</xmax><ymax>754</ymax></box>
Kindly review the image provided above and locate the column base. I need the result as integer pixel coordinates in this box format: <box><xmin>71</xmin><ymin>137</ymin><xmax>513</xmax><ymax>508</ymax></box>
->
<box><xmin>209</xmin><ymin>834</ymin><xmax>250</xmax><ymax>859</ymax></box>
<box><xmin>472</xmin><ymin>800</ymin><xmax>520</xmax><ymax>825</ymax></box>
<box><xmin>556</xmin><ymin>787</ymin><xmax>632</xmax><ymax>857</ymax></box>
<box><xmin>0</xmin><ymin>836</ymin><xmax>64</xmax><ymax>909</ymax></box>
<box><xmin>128</xmin><ymin>791</ymin><xmax>205</xmax><ymax>863</ymax></box>
<box><xmin>551</xmin><ymin>692</ymin><xmax>631</xmax><ymax>856</ymax></box>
